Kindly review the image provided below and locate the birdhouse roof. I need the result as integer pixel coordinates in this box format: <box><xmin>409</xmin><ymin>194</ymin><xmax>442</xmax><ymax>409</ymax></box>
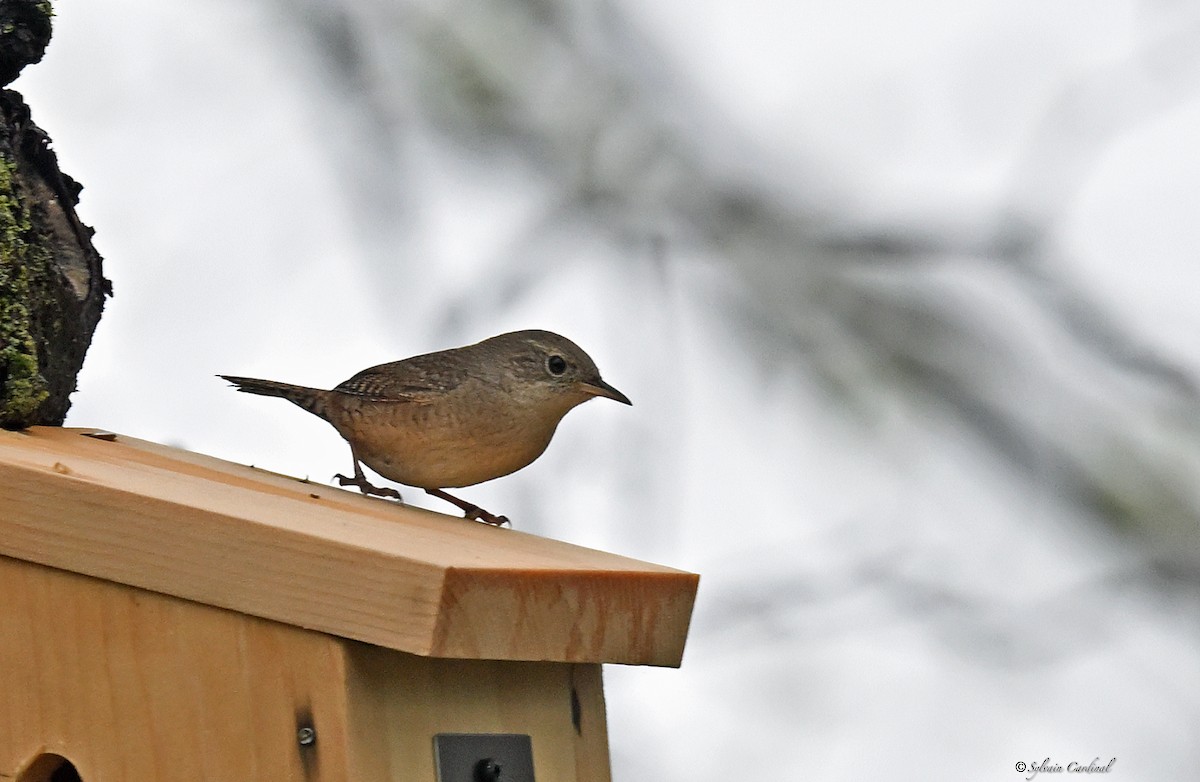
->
<box><xmin>0</xmin><ymin>427</ymin><xmax>697</xmax><ymax>666</ymax></box>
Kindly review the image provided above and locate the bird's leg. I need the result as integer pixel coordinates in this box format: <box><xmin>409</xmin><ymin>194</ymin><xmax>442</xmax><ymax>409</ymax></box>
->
<box><xmin>425</xmin><ymin>488</ymin><xmax>510</xmax><ymax>526</ymax></box>
<box><xmin>334</xmin><ymin>449</ymin><xmax>403</xmax><ymax>501</ymax></box>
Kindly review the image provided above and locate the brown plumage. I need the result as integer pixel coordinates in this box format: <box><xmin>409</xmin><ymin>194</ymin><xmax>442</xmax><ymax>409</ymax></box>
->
<box><xmin>220</xmin><ymin>330</ymin><xmax>630</xmax><ymax>525</ymax></box>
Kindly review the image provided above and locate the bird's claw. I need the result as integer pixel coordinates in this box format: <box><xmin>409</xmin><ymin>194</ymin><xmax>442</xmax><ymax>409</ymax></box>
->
<box><xmin>333</xmin><ymin>472</ymin><xmax>403</xmax><ymax>501</ymax></box>
<box><xmin>425</xmin><ymin>487</ymin><xmax>510</xmax><ymax>526</ymax></box>
<box><xmin>465</xmin><ymin>508</ymin><xmax>510</xmax><ymax>527</ymax></box>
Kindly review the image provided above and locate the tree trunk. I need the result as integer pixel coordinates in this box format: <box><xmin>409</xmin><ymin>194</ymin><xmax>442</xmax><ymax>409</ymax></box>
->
<box><xmin>0</xmin><ymin>1</ymin><xmax>109</xmax><ymax>428</ymax></box>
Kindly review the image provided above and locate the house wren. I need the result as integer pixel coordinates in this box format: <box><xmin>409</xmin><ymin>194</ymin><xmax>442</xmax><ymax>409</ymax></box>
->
<box><xmin>220</xmin><ymin>330</ymin><xmax>630</xmax><ymax>525</ymax></box>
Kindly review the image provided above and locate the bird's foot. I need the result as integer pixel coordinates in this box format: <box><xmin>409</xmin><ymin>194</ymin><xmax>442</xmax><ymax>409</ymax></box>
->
<box><xmin>467</xmin><ymin>507</ymin><xmax>511</xmax><ymax>527</ymax></box>
<box><xmin>334</xmin><ymin>473</ymin><xmax>403</xmax><ymax>501</ymax></box>
<box><xmin>426</xmin><ymin>488</ymin><xmax>510</xmax><ymax>526</ymax></box>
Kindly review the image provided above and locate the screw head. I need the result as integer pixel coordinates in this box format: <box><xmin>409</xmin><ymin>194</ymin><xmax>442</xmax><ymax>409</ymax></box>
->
<box><xmin>474</xmin><ymin>757</ymin><xmax>502</xmax><ymax>781</ymax></box>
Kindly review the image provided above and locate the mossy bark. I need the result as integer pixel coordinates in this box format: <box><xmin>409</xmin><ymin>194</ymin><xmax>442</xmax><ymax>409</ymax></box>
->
<box><xmin>0</xmin><ymin>2</ymin><xmax>108</xmax><ymax>428</ymax></box>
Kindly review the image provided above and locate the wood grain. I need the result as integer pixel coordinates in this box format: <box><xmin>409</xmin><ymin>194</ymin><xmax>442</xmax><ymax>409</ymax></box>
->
<box><xmin>0</xmin><ymin>555</ymin><xmax>354</xmax><ymax>782</ymax></box>
<box><xmin>0</xmin><ymin>555</ymin><xmax>614</xmax><ymax>782</ymax></box>
<box><xmin>343</xmin><ymin>644</ymin><xmax>611</xmax><ymax>781</ymax></box>
<box><xmin>0</xmin><ymin>427</ymin><xmax>698</xmax><ymax>666</ymax></box>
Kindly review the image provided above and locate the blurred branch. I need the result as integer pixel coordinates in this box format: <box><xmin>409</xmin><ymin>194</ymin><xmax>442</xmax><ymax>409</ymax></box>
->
<box><xmin>288</xmin><ymin>0</ymin><xmax>1200</xmax><ymax>565</ymax></box>
<box><xmin>699</xmin><ymin>541</ymin><xmax>1200</xmax><ymax>671</ymax></box>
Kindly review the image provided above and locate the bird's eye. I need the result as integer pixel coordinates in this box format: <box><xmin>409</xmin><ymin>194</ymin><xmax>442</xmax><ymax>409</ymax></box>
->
<box><xmin>546</xmin><ymin>355</ymin><xmax>568</xmax><ymax>376</ymax></box>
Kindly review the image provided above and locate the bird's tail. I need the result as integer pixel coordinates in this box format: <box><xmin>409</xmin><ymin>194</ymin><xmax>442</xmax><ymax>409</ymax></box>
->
<box><xmin>219</xmin><ymin>376</ymin><xmax>332</xmax><ymax>421</ymax></box>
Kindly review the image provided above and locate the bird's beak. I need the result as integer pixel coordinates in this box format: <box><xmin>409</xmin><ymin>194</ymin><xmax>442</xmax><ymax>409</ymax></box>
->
<box><xmin>580</xmin><ymin>378</ymin><xmax>632</xmax><ymax>406</ymax></box>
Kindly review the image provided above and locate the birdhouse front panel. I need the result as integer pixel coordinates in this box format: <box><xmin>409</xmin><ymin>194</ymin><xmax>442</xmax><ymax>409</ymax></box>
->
<box><xmin>0</xmin><ymin>556</ymin><xmax>354</xmax><ymax>782</ymax></box>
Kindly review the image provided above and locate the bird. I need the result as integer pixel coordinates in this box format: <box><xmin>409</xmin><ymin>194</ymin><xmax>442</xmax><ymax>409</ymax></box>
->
<box><xmin>219</xmin><ymin>330</ymin><xmax>631</xmax><ymax>525</ymax></box>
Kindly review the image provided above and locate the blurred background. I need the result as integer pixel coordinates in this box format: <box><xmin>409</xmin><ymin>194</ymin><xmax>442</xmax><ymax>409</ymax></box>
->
<box><xmin>19</xmin><ymin>0</ymin><xmax>1200</xmax><ymax>778</ymax></box>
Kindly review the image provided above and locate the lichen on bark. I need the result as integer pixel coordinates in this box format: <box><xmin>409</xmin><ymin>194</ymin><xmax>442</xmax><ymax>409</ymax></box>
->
<box><xmin>0</xmin><ymin>155</ymin><xmax>50</xmax><ymax>423</ymax></box>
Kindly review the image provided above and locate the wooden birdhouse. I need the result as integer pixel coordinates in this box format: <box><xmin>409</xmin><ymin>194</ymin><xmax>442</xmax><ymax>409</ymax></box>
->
<box><xmin>0</xmin><ymin>427</ymin><xmax>698</xmax><ymax>782</ymax></box>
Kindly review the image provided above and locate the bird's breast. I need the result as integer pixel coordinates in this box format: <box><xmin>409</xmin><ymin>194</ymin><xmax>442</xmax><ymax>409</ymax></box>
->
<box><xmin>327</xmin><ymin>390</ymin><xmax>563</xmax><ymax>488</ymax></box>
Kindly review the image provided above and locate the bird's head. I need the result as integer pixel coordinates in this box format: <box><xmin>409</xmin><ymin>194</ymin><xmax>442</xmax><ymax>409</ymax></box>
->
<box><xmin>485</xmin><ymin>330</ymin><xmax>632</xmax><ymax>411</ymax></box>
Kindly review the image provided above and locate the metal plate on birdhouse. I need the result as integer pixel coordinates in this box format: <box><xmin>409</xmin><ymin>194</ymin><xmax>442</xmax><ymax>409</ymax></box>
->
<box><xmin>433</xmin><ymin>733</ymin><xmax>535</xmax><ymax>782</ymax></box>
